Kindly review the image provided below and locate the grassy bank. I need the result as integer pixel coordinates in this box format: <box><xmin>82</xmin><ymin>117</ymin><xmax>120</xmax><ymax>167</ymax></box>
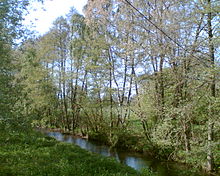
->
<box><xmin>0</xmin><ymin>128</ymin><xmax>154</xmax><ymax>176</ymax></box>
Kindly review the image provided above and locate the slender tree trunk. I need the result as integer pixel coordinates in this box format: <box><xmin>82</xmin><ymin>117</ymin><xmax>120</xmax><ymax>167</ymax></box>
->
<box><xmin>124</xmin><ymin>56</ymin><xmax>135</xmax><ymax>124</ymax></box>
<box><xmin>183</xmin><ymin>120</ymin><xmax>191</xmax><ymax>152</ymax></box>
<box><xmin>108</xmin><ymin>48</ymin><xmax>113</xmax><ymax>129</ymax></box>
<box><xmin>207</xmin><ymin>0</ymin><xmax>215</xmax><ymax>171</ymax></box>
<box><xmin>158</xmin><ymin>55</ymin><xmax>164</xmax><ymax>119</ymax></box>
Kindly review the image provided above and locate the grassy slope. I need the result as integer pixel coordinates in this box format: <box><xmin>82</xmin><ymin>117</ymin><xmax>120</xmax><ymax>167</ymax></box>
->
<box><xmin>0</xmin><ymin>129</ymin><xmax>153</xmax><ymax>176</ymax></box>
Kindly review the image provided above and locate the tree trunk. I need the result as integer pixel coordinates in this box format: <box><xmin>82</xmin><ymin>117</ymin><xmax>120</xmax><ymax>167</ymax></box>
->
<box><xmin>207</xmin><ymin>0</ymin><xmax>215</xmax><ymax>171</ymax></box>
<box><xmin>183</xmin><ymin>120</ymin><xmax>191</xmax><ymax>152</ymax></box>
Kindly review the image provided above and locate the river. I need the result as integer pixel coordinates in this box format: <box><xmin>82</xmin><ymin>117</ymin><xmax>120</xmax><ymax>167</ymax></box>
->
<box><xmin>41</xmin><ymin>129</ymin><xmax>206</xmax><ymax>176</ymax></box>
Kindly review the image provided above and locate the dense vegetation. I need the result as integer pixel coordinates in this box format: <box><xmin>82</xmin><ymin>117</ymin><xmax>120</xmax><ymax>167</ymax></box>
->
<box><xmin>0</xmin><ymin>0</ymin><xmax>143</xmax><ymax>175</ymax></box>
<box><xmin>0</xmin><ymin>0</ymin><xmax>219</xmax><ymax>175</ymax></box>
<box><xmin>0</xmin><ymin>127</ymin><xmax>142</xmax><ymax>176</ymax></box>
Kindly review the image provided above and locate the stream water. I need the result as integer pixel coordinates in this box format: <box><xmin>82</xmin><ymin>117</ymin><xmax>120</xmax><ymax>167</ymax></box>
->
<box><xmin>41</xmin><ymin>130</ymin><xmax>206</xmax><ymax>176</ymax></box>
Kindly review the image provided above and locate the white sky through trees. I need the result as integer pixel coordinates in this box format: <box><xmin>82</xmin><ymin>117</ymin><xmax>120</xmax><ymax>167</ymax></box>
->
<box><xmin>23</xmin><ymin>0</ymin><xmax>87</xmax><ymax>35</ymax></box>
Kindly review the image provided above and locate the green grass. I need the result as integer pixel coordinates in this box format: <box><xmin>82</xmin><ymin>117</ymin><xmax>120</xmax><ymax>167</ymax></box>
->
<box><xmin>0</xmin><ymin>128</ymin><xmax>154</xmax><ymax>176</ymax></box>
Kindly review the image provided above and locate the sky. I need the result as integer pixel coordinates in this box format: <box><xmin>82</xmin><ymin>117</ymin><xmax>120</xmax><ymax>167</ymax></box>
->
<box><xmin>24</xmin><ymin>0</ymin><xmax>88</xmax><ymax>35</ymax></box>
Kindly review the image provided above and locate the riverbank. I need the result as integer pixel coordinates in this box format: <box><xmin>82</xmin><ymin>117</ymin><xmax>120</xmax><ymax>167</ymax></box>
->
<box><xmin>0</xmin><ymin>128</ymin><xmax>152</xmax><ymax>176</ymax></box>
<box><xmin>42</xmin><ymin>127</ymin><xmax>218</xmax><ymax>176</ymax></box>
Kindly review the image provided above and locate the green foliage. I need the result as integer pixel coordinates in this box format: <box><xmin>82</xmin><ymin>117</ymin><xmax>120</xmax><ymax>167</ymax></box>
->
<box><xmin>14</xmin><ymin>40</ymin><xmax>59</xmax><ymax>123</ymax></box>
<box><xmin>1</xmin><ymin>0</ymin><xmax>218</xmax><ymax>173</ymax></box>
<box><xmin>0</xmin><ymin>128</ymin><xmax>147</xmax><ymax>176</ymax></box>
<box><xmin>140</xmin><ymin>169</ymin><xmax>157</xmax><ymax>176</ymax></box>
<box><xmin>0</xmin><ymin>0</ymin><xmax>45</xmax><ymax>129</ymax></box>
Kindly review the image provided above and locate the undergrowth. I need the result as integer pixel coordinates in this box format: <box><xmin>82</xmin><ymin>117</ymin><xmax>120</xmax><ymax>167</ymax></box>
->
<box><xmin>0</xmin><ymin>127</ymin><xmax>154</xmax><ymax>176</ymax></box>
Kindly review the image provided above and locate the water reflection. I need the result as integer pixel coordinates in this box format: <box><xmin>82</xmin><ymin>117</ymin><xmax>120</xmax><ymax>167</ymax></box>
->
<box><xmin>47</xmin><ymin>131</ymin><xmax>151</xmax><ymax>171</ymax></box>
<box><xmin>44</xmin><ymin>131</ymin><xmax>205</xmax><ymax>176</ymax></box>
<box><xmin>123</xmin><ymin>156</ymin><xmax>150</xmax><ymax>171</ymax></box>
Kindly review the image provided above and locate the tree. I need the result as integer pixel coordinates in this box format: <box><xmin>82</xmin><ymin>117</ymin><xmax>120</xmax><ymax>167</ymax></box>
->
<box><xmin>206</xmin><ymin>0</ymin><xmax>217</xmax><ymax>171</ymax></box>
<box><xmin>15</xmin><ymin>39</ymin><xmax>58</xmax><ymax>126</ymax></box>
<box><xmin>0</xmin><ymin>0</ymin><xmax>43</xmax><ymax>129</ymax></box>
<box><xmin>15</xmin><ymin>0</ymin><xmax>219</xmax><ymax>171</ymax></box>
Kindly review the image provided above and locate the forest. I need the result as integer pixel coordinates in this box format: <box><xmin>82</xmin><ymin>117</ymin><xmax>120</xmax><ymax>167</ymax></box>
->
<box><xmin>0</xmin><ymin>0</ymin><xmax>219</xmax><ymax>175</ymax></box>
